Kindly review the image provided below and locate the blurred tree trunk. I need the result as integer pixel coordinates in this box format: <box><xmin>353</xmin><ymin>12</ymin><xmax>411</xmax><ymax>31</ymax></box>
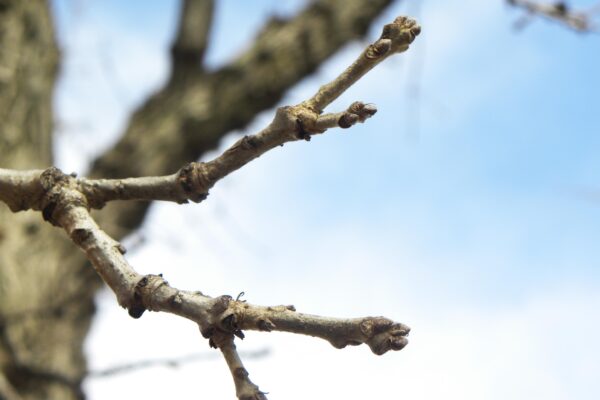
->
<box><xmin>0</xmin><ymin>1</ymin><xmax>96</xmax><ymax>399</ymax></box>
<box><xmin>0</xmin><ymin>0</ymin><xmax>394</xmax><ymax>398</ymax></box>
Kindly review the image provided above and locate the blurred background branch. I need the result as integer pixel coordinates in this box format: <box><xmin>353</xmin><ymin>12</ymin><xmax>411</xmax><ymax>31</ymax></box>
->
<box><xmin>507</xmin><ymin>0</ymin><xmax>600</xmax><ymax>32</ymax></box>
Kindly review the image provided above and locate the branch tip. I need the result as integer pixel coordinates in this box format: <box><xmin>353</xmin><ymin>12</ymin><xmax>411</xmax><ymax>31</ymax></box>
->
<box><xmin>361</xmin><ymin>317</ymin><xmax>410</xmax><ymax>355</ymax></box>
<box><xmin>381</xmin><ymin>16</ymin><xmax>422</xmax><ymax>53</ymax></box>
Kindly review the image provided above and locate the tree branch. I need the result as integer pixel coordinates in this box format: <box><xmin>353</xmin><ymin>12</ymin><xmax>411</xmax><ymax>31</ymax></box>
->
<box><xmin>89</xmin><ymin>0</ymin><xmax>397</xmax><ymax>241</ymax></box>
<box><xmin>304</xmin><ymin>16</ymin><xmax>420</xmax><ymax>112</ymax></box>
<box><xmin>217</xmin><ymin>335</ymin><xmax>267</xmax><ymax>400</ymax></box>
<box><xmin>507</xmin><ymin>0</ymin><xmax>599</xmax><ymax>32</ymax></box>
<box><xmin>0</xmin><ymin>15</ymin><xmax>420</xmax><ymax>399</ymax></box>
<box><xmin>88</xmin><ymin>348</ymin><xmax>269</xmax><ymax>378</ymax></box>
<box><xmin>0</xmin><ymin>102</ymin><xmax>377</xmax><ymax>209</ymax></box>
<box><xmin>170</xmin><ymin>0</ymin><xmax>214</xmax><ymax>78</ymax></box>
<box><xmin>48</xmin><ymin>186</ymin><xmax>408</xmax><ymax>399</ymax></box>
<box><xmin>74</xmin><ymin>101</ymin><xmax>377</xmax><ymax>206</ymax></box>
<box><xmin>35</xmin><ymin>17</ymin><xmax>417</xmax><ymax>210</ymax></box>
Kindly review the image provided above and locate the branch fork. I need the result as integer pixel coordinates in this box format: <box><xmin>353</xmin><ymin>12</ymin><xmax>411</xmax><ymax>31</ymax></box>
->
<box><xmin>0</xmin><ymin>15</ymin><xmax>421</xmax><ymax>399</ymax></box>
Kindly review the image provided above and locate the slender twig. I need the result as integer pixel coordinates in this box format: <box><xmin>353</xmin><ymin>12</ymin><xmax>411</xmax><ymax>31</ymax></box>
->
<box><xmin>0</xmin><ymin>104</ymin><xmax>378</xmax><ymax>210</ymax></box>
<box><xmin>304</xmin><ymin>16</ymin><xmax>420</xmax><ymax>112</ymax></box>
<box><xmin>218</xmin><ymin>335</ymin><xmax>267</xmax><ymax>400</ymax></box>
<box><xmin>0</xmin><ymin>17</ymin><xmax>419</xmax><ymax>211</ymax></box>
<box><xmin>507</xmin><ymin>0</ymin><xmax>599</xmax><ymax>32</ymax></box>
<box><xmin>89</xmin><ymin>348</ymin><xmax>269</xmax><ymax>378</ymax></box>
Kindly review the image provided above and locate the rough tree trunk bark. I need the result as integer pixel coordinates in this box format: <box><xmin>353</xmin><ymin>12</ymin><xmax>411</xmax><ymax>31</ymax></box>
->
<box><xmin>0</xmin><ymin>1</ymin><xmax>97</xmax><ymax>399</ymax></box>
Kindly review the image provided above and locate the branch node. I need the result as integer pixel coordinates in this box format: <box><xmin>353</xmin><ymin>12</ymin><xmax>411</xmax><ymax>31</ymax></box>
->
<box><xmin>257</xmin><ymin>319</ymin><xmax>275</xmax><ymax>332</ymax></box>
<box><xmin>128</xmin><ymin>305</ymin><xmax>146</xmax><ymax>319</ymax></box>
<box><xmin>221</xmin><ymin>313</ymin><xmax>239</xmax><ymax>332</ymax></box>
<box><xmin>41</xmin><ymin>201</ymin><xmax>57</xmax><ymax>224</ymax></box>
<box><xmin>360</xmin><ymin>317</ymin><xmax>410</xmax><ymax>355</ymax></box>
<box><xmin>129</xmin><ymin>274</ymin><xmax>170</xmax><ymax>318</ymax></box>
<box><xmin>366</xmin><ymin>39</ymin><xmax>392</xmax><ymax>59</ymax></box>
<box><xmin>39</xmin><ymin>167</ymin><xmax>89</xmax><ymax>226</ymax></box>
<box><xmin>169</xmin><ymin>291</ymin><xmax>184</xmax><ymax>308</ymax></box>
<box><xmin>178</xmin><ymin>162</ymin><xmax>211</xmax><ymax>202</ymax></box>
<box><xmin>338</xmin><ymin>112</ymin><xmax>359</xmax><ymax>128</ymax></box>
<box><xmin>210</xmin><ymin>295</ymin><xmax>233</xmax><ymax>317</ymax></box>
<box><xmin>241</xmin><ymin>136</ymin><xmax>260</xmax><ymax>151</ymax></box>
<box><xmin>70</xmin><ymin>228</ymin><xmax>92</xmax><ymax>247</ymax></box>
<box><xmin>209</xmin><ymin>330</ymin><xmax>233</xmax><ymax>349</ymax></box>
<box><xmin>200</xmin><ymin>326</ymin><xmax>215</xmax><ymax>339</ymax></box>
<box><xmin>115</xmin><ymin>243</ymin><xmax>127</xmax><ymax>255</ymax></box>
<box><xmin>295</xmin><ymin>118</ymin><xmax>312</xmax><ymax>141</ymax></box>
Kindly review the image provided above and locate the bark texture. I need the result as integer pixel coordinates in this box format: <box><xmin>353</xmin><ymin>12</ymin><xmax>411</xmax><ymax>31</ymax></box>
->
<box><xmin>0</xmin><ymin>0</ymin><xmax>396</xmax><ymax>398</ymax></box>
<box><xmin>0</xmin><ymin>1</ymin><xmax>95</xmax><ymax>399</ymax></box>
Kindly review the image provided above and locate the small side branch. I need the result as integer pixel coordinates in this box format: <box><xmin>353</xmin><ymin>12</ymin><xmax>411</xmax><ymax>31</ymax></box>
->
<box><xmin>48</xmin><ymin>193</ymin><xmax>408</xmax><ymax>398</ymax></box>
<box><xmin>507</xmin><ymin>0</ymin><xmax>599</xmax><ymax>32</ymax></box>
<box><xmin>217</xmin><ymin>335</ymin><xmax>267</xmax><ymax>400</ymax></box>
<box><xmin>0</xmin><ymin>100</ymin><xmax>378</xmax><ymax>210</ymax></box>
<box><xmin>72</xmin><ymin>102</ymin><xmax>378</xmax><ymax>207</ymax></box>
<box><xmin>1</xmin><ymin>169</ymin><xmax>413</xmax><ymax>353</ymax></box>
<box><xmin>88</xmin><ymin>348</ymin><xmax>269</xmax><ymax>378</ymax></box>
<box><xmin>1</xmin><ymin>18</ymin><xmax>420</xmax><ymax>211</ymax></box>
<box><xmin>305</xmin><ymin>16</ymin><xmax>421</xmax><ymax>112</ymax></box>
<box><xmin>222</xmin><ymin>303</ymin><xmax>410</xmax><ymax>355</ymax></box>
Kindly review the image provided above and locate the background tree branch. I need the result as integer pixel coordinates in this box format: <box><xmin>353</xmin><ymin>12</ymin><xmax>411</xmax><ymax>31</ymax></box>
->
<box><xmin>170</xmin><ymin>0</ymin><xmax>214</xmax><ymax>79</ymax></box>
<box><xmin>88</xmin><ymin>348</ymin><xmax>269</xmax><ymax>379</ymax></box>
<box><xmin>507</xmin><ymin>0</ymin><xmax>600</xmax><ymax>32</ymax></box>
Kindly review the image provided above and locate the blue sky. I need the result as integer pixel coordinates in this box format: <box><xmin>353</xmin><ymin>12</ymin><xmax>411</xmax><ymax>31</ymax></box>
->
<box><xmin>51</xmin><ymin>1</ymin><xmax>600</xmax><ymax>399</ymax></box>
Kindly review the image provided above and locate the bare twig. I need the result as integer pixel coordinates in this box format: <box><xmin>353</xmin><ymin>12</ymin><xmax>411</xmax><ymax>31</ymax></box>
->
<box><xmin>218</xmin><ymin>335</ymin><xmax>267</xmax><ymax>400</ymax></box>
<box><xmin>0</xmin><ymin>15</ymin><xmax>420</xmax><ymax>399</ymax></box>
<box><xmin>304</xmin><ymin>16</ymin><xmax>420</xmax><ymax>112</ymax></box>
<box><xmin>507</xmin><ymin>0</ymin><xmax>599</xmax><ymax>32</ymax></box>
<box><xmin>89</xmin><ymin>348</ymin><xmax>269</xmax><ymax>378</ymax></box>
<box><xmin>0</xmin><ymin>17</ymin><xmax>419</xmax><ymax>211</ymax></box>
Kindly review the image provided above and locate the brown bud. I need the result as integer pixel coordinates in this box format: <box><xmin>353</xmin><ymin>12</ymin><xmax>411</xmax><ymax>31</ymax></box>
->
<box><xmin>338</xmin><ymin>113</ymin><xmax>359</xmax><ymax>128</ymax></box>
<box><xmin>366</xmin><ymin>39</ymin><xmax>392</xmax><ymax>59</ymax></box>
